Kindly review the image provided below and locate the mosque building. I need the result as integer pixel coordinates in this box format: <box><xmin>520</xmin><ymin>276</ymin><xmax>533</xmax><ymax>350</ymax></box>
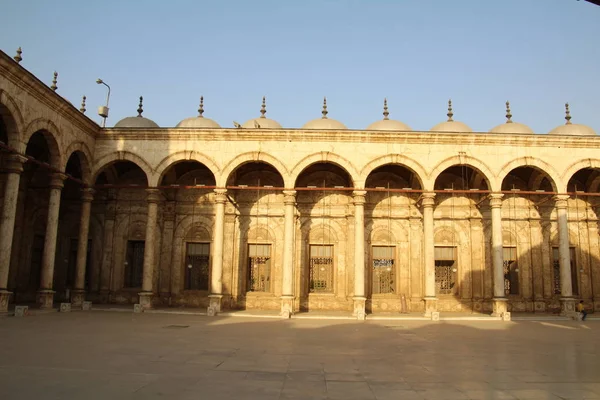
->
<box><xmin>1</xmin><ymin>47</ymin><xmax>599</xmax><ymax>319</ymax></box>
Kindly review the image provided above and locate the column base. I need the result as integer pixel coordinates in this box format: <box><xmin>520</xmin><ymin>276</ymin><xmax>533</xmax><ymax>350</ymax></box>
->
<box><xmin>534</xmin><ymin>300</ymin><xmax>546</xmax><ymax>313</ymax></box>
<box><xmin>280</xmin><ymin>295</ymin><xmax>294</xmax><ymax>319</ymax></box>
<box><xmin>71</xmin><ymin>289</ymin><xmax>85</xmax><ymax>308</ymax></box>
<box><xmin>423</xmin><ymin>296</ymin><xmax>438</xmax><ymax>317</ymax></box>
<box><xmin>138</xmin><ymin>292</ymin><xmax>153</xmax><ymax>310</ymax></box>
<box><xmin>491</xmin><ymin>297</ymin><xmax>508</xmax><ymax>317</ymax></box>
<box><xmin>353</xmin><ymin>296</ymin><xmax>366</xmax><ymax>320</ymax></box>
<box><xmin>0</xmin><ymin>290</ymin><xmax>12</xmax><ymax>312</ymax></box>
<box><xmin>560</xmin><ymin>297</ymin><xmax>577</xmax><ymax>317</ymax></box>
<box><xmin>37</xmin><ymin>290</ymin><xmax>55</xmax><ymax>309</ymax></box>
<box><xmin>208</xmin><ymin>294</ymin><xmax>223</xmax><ymax>316</ymax></box>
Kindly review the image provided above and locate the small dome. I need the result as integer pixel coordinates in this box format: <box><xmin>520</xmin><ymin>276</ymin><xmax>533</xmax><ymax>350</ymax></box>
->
<box><xmin>366</xmin><ymin>99</ymin><xmax>411</xmax><ymax>131</ymax></box>
<box><xmin>176</xmin><ymin>96</ymin><xmax>221</xmax><ymax>128</ymax></box>
<box><xmin>548</xmin><ymin>103</ymin><xmax>597</xmax><ymax>136</ymax></box>
<box><xmin>490</xmin><ymin>102</ymin><xmax>533</xmax><ymax>134</ymax></box>
<box><xmin>241</xmin><ymin>97</ymin><xmax>282</xmax><ymax>129</ymax></box>
<box><xmin>114</xmin><ymin>96</ymin><xmax>159</xmax><ymax>128</ymax></box>
<box><xmin>430</xmin><ymin>100</ymin><xmax>472</xmax><ymax>132</ymax></box>
<box><xmin>302</xmin><ymin>97</ymin><xmax>347</xmax><ymax>130</ymax></box>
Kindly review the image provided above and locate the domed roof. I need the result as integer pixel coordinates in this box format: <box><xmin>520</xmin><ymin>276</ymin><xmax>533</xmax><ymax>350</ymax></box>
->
<box><xmin>548</xmin><ymin>103</ymin><xmax>597</xmax><ymax>136</ymax></box>
<box><xmin>241</xmin><ymin>97</ymin><xmax>282</xmax><ymax>129</ymax></box>
<box><xmin>176</xmin><ymin>96</ymin><xmax>221</xmax><ymax>128</ymax></box>
<box><xmin>490</xmin><ymin>102</ymin><xmax>533</xmax><ymax>134</ymax></box>
<box><xmin>114</xmin><ymin>96</ymin><xmax>159</xmax><ymax>128</ymax></box>
<box><xmin>302</xmin><ymin>97</ymin><xmax>347</xmax><ymax>130</ymax></box>
<box><xmin>366</xmin><ymin>99</ymin><xmax>411</xmax><ymax>131</ymax></box>
<box><xmin>430</xmin><ymin>100</ymin><xmax>472</xmax><ymax>132</ymax></box>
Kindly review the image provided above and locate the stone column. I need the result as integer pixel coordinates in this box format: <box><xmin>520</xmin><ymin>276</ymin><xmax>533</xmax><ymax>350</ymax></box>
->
<box><xmin>37</xmin><ymin>173</ymin><xmax>67</xmax><ymax>309</ymax></box>
<box><xmin>555</xmin><ymin>195</ymin><xmax>575</xmax><ymax>315</ymax></box>
<box><xmin>490</xmin><ymin>193</ymin><xmax>508</xmax><ymax>316</ymax></box>
<box><xmin>352</xmin><ymin>190</ymin><xmax>367</xmax><ymax>320</ymax></box>
<box><xmin>138</xmin><ymin>189</ymin><xmax>161</xmax><ymax>309</ymax></box>
<box><xmin>281</xmin><ymin>190</ymin><xmax>296</xmax><ymax>318</ymax></box>
<box><xmin>0</xmin><ymin>154</ymin><xmax>27</xmax><ymax>311</ymax></box>
<box><xmin>422</xmin><ymin>192</ymin><xmax>437</xmax><ymax>316</ymax></box>
<box><xmin>71</xmin><ymin>188</ymin><xmax>95</xmax><ymax>307</ymax></box>
<box><xmin>98</xmin><ymin>197</ymin><xmax>116</xmax><ymax>302</ymax></box>
<box><xmin>209</xmin><ymin>189</ymin><xmax>227</xmax><ymax>314</ymax></box>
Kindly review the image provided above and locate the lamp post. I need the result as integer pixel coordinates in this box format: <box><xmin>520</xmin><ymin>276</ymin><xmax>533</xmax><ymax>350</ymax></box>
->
<box><xmin>96</xmin><ymin>78</ymin><xmax>111</xmax><ymax>128</ymax></box>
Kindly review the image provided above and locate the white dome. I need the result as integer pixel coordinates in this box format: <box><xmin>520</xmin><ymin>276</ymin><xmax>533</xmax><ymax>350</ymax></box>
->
<box><xmin>176</xmin><ymin>97</ymin><xmax>221</xmax><ymax>128</ymax></box>
<box><xmin>490</xmin><ymin>122</ymin><xmax>533</xmax><ymax>134</ymax></box>
<box><xmin>431</xmin><ymin>120</ymin><xmax>472</xmax><ymax>133</ymax></box>
<box><xmin>303</xmin><ymin>97</ymin><xmax>347</xmax><ymax>130</ymax></box>
<box><xmin>367</xmin><ymin>119</ymin><xmax>411</xmax><ymax>131</ymax></box>
<box><xmin>549</xmin><ymin>124</ymin><xmax>596</xmax><ymax>136</ymax></box>
<box><xmin>114</xmin><ymin>96</ymin><xmax>159</xmax><ymax>128</ymax></box>
<box><xmin>242</xmin><ymin>117</ymin><xmax>282</xmax><ymax>129</ymax></box>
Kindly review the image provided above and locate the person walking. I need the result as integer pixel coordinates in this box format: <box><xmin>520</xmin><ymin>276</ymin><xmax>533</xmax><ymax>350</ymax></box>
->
<box><xmin>577</xmin><ymin>300</ymin><xmax>587</xmax><ymax>321</ymax></box>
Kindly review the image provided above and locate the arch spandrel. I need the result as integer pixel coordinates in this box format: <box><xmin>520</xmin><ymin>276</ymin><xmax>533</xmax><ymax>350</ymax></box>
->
<box><xmin>360</xmin><ymin>154</ymin><xmax>426</xmax><ymax>190</ymax></box>
<box><xmin>155</xmin><ymin>151</ymin><xmax>220</xmax><ymax>186</ymax></box>
<box><xmin>219</xmin><ymin>151</ymin><xmax>289</xmax><ymax>188</ymax></box>
<box><xmin>498</xmin><ymin>157</ymin><xmax>561</xmax><ymax>192</ymax></box>
<box><xmin>91</xmin><ymin>151</ymin><xmax>154</xmax><ymax>185</ymax></box>
<box><xmin>291</xmin><ymin>152</ymin><xmax>358</xmax><ymax>188</ymax></box>
<box><xmin>428</xmin><ymin>155</ymin><xmax>495</xmax><ymax>192</ymax></box>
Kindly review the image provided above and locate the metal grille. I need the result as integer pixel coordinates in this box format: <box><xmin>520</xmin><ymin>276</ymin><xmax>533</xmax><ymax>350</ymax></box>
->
<box><xmin>248</xmin><ymin>244</ymin><xmax>271</xmax><ymax>292</ymax></box>
<box><xmin>552</xmin><ymin>247</ymin><xmax>578</xmax><ymax>296</ymax></box>
<box><xmin>125</xmin><ymin>240</ymin><xmax>145</xmax><ymax>288</ymax></box>
<box><xmin>503</xmin><ymin>247</ymin><xmax>519</xmax><ymax>295</ymax></box>
<box><xmin>372</xmin><ymin>246</ymin><xmax>395</xmax><ymax>294</ymax></box>
<box><xmin>185</xmin><ymin>243</ymin><xmax>210</xmax><ymax>290</ymax></box>
<box><xmin>434</xmin><ymin>246</ymin><xmax>456</xmax><ymax>295</ymax></box>
<box><xmin>309</xmin><ymin>245</ymin><xmax>334</xmax><ymax>293</ymax></box>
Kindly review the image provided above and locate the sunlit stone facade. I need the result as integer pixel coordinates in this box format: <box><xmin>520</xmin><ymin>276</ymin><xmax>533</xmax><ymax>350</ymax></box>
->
<box><xmin>1</xmin><ymin>49</ymin><xmax>599</xmax><ymax>318</ymax></box>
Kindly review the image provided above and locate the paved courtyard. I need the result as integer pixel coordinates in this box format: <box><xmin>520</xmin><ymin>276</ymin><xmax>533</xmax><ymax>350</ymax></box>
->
<box><xmin>1</xmin><ymin>312</ymin><xmax>599</xmax><ymax>399</ymax></box>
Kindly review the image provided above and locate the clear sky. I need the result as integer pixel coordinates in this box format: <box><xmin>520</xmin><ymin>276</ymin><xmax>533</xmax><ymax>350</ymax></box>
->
<box><xmin>1</xmin><ymin>0</ymin><xmax>599</xmax><ymax>133</ymax></box>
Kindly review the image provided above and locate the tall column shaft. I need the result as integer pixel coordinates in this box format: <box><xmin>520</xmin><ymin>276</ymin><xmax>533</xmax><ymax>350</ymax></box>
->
<box><xmin>490</xmin><ymin>194</ymin><xmax>505</xmax><ymax>299</ymax></box>
<box><xmin>141</xmin><ymin>189</ymin><xmax>161</xmax><ymax>293</ymax></box>
<box><xmin>74</xmin><ymin>189</ymin><xmax>95</xmax><ymax>290</ymax></box>
<box><xmin>555</xmin><ymin>195</ymin><xmax>573</xmax><ymax>297</ymax></box>
<box><xmin>209</xmin><ymin>189</ymin><xmax>227</xmax><ymax>314</ymax></box>
<box><xmin>0</xmin><ymin>155</ymin><xmax>26</xmax><ymax>290</ymax></box>
<box><xmin>37</xmin><ymin>173</ymin><xmax>67</xmax><ymax>308</ymax></box>
<box><xmin>280</xmin><ymin>190</ymin><xmax>296</xmax><ymax>317</ymax></box>
<box><xmin>352</xmin><ymin>191</ymin><xmax>367</xmax><ymax>319</ymax></box>
<box><xmin>421</xmin><ymin>192</ymin><xmax>437</xmax><ymax>316</ymax></box>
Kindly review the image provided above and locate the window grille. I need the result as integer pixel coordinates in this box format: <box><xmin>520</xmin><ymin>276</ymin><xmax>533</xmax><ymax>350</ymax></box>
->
<box><xmin>247</xmin><ymin>244</ymin><xmax>271</xmax><ymax>292</ymax></box>
<box><xmin>124</xmin><ymin>240</ymin><xmax>145</xmax><ymax>288</ymax></box>
<box><xmin>434</xmin><ymin>246</ymin><xmax>456</xmax><ymax>295</ymax></box>
<box><xmin>309</xmin><ymin>245</ymin><xmax>334</xmax><ymax>293</ymax></box>
<box><xmin>185</xmin><ymin>242</ymin><xmax>210</xmax><ymax>290</ymax></box>
<box><xmin>503</xmin><ymin>247</ymin><xmax>519</xmax><ymax>295</ymax></box>
<box><xmin>552</xmin><ymin>247</ymin><xmax>578</xmax><ymax>296</ymax></box>
<box><xmin>372</xmin><ymin>246</ymin><xmax>395</xmax><ymax>294</ymax></box>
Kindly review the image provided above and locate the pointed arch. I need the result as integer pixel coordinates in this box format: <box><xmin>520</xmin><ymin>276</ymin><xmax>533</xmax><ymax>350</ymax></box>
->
<box><xmin>219</xmin><ymin>151</ymin><xmax>289</xmax><ymax>187</ymax></box>
<box><xmin>0</xmin><ymin>89</ymin><xmax>24</xmax><ymax>147</ymax></box>
<box><xmin>63</xmin><ymin>141</ymin><xmax>93</xmax><ymax>184</ymax></box>
<box><xmin>498</xmin><ymin>157</ymin><xmax>561</xmax><ymax>192</ymax></box>
<box><xmin>22</xmin><ymin>117</ymin><xmax>62</xmax><ymax>168</ymax></box>
<box><xmin>428</xmin><ymin>155</ymin><xmax>495</xmax><ymax>191</ymax></box>
<box><xmin>91</xmin><ymin>151</ymin><xmax>153</xmax><ymax>185</ymax></box>
<box><xmin>291</xmin><ymin>152</ymin><xmax>358</xmax><ymax>188</ymax></box>
<box><xmin>155</xmin><ymin>150</ymin><xmax>220</xmax><ymax>185</ymax></box>
<box><xmin>360</xmin><ymin>154</ymin><xmax>426</xmax><ymax>189</ymax></box>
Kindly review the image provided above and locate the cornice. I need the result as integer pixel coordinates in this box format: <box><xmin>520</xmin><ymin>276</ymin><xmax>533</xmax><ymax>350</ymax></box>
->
<box><xmin>96</xmin><ymin>127</ymin><xmax>600</xmax><ymax>149</ymax></box>
<box><xmin>0</xmin><ymin>50</ymin><xmax>100</xmax><ymax>138</ymax></box>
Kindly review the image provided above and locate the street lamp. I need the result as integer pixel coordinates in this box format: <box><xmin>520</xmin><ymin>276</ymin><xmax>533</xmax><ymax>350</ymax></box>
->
<box><xmin>96</xmin><ymin>78</ymin><xmax>111</xmax><ymax>127</ymax></box>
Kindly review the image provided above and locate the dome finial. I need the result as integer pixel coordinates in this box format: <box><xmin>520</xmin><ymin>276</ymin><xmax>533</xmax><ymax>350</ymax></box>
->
<box><xmin>80</xmin><ymin>95</ymin><xmax>86</xmax><ymax>113</ymax></box>
<box><xmin>14</xmin><ymin>47</ymin><xmax>22</xmax><ymax>63</ymax></box>
<box><xmin>260</xmin><ymin>96</ymin><xmax>267</xmax><ymax>118</ymax></box>
<box><xmin>447</xmin><ymin>99</ymin><xmax>453</xmax><ymax>121</ymax></box>
<box><xmin>383</xmin><ymin>98</ymin><xmax>389</xmax><ymax>120</ymax></box>
<box><xmin>51</xmin><ymin>71</ymin><xmax>58</xmax><ymax>91</ymax></box>
<box><xmin>505</xmin><ymin>101</ymin><xmax>513</xmax><ymax>123</ymax></box>
<box><xmin>565</xmin><ymin>102</ymin><xmax>572</xmax><ymax>125</ymax></box>
<box><xmin>198</xmin><ymin>96</ymin><xmax>204</xmax><ymax>117</ymax></box>
<box><xmin>322</xmin><ymin>97</ymin><xmax>328</xmax><ymax>119</ymax></box>
<box><xmin>137</xmin><ymin>96</ymin><xmax>144</xmax><ymax>117</ymax></box>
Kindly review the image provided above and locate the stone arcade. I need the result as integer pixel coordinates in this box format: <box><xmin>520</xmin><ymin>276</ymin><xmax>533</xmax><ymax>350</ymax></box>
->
<box><xmin>1</xmin><ymin>48</ymin><xmax>599</xmax><ymax>319</ymax></box>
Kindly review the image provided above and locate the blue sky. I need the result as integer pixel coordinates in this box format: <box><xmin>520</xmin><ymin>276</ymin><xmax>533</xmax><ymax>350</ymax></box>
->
<box><xmin>2</xmin><ymin>0</ymin><xmax>599</xmax><ymax>133</ymax></box>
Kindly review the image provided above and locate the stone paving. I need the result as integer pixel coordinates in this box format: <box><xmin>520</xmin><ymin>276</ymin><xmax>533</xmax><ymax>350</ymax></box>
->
<box><xmin>1</xmin><ymin>312</ymin><xmax>599</xmax><ymax>399</ymax></box>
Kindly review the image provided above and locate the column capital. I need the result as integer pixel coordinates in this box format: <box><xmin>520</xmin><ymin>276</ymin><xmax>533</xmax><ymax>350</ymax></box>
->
<box><xmin>352</xmin><ymin>190</ymin><xmax>367</xmax><ymax>205</ymax></box>
<box><xmin>145</xmin><ymin>188</ymin><xmax>162</xmax><ymax>203</ymax></box>
<box><xmin>554</xmin><ymin>194</ymin><xmax>570</xmax><ymax>208</ymax></box>
<box><xmin>489</xmin><ymin>193</ymin><xmax>504</xmax><ymax>208</ymax></box>
<box><xmin>2</xmin><ymin>154</ymin><xmax>28</xmax><ymax>174</ymax></box>
<box><xmin>81</xmin><ymin>188</ymin><xmax>95</xmax><ymax>203</ymax></box>
<box><xmin>49</xmin><ymin>173</ymin><xmax>68</xmax><ymax>189</ymax></box>
<box><xmin>420</xmin><ymin>191</ymin><xmax>436</xmax><ymax>208</ymax></box>
<box><xmin>283</xmin><ymin>190</ymin><xmax>296</xmax><ymax>204</ymax></box>
<box><xmin>214</xmin><ymin>188</ymin><xmax>228</xmax><ymax>204</ymax></box>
